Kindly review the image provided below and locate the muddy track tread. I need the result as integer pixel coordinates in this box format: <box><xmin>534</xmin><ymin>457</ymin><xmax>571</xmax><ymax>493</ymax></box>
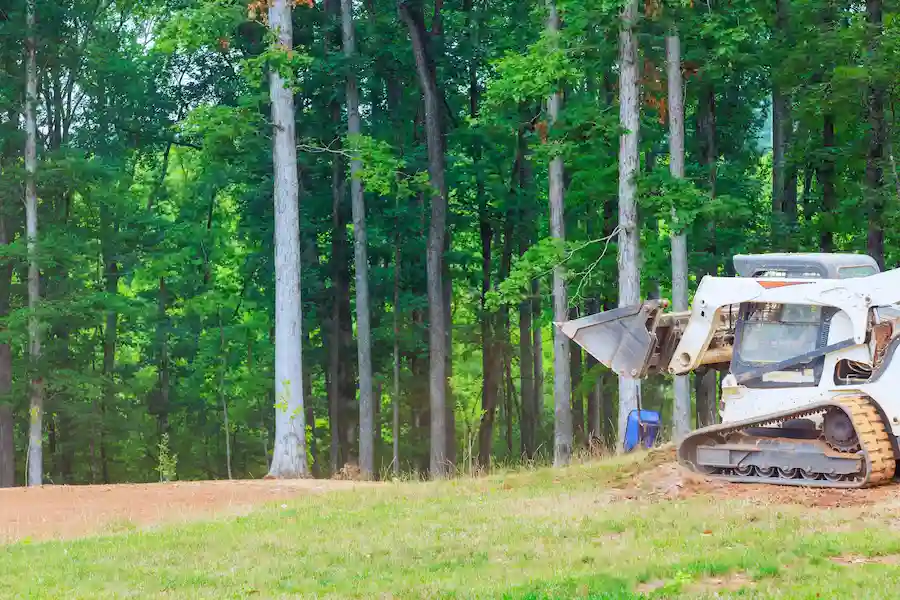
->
<box><xmin>678</xmin><ymin>394</ymin><xmax>896</xmax><ymax>488</ymax></box>
<box><xmin>840</xmin><ymin>395</ymin><xmax>896</xmax><ymax>486</ymax></box>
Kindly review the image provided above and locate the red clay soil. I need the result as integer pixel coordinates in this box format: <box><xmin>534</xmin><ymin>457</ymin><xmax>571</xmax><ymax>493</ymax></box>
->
<box><xmin>622</xmin><ymin>461</ymin><xmax>900</xmax><ymax>508</ymax></box>
<box><xmin>0</xmin><ymin>478</ymin><xmax>368</xmax><ymax>543</ymax></box>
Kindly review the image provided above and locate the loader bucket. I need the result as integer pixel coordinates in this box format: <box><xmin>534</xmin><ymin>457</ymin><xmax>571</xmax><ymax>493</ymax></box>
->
<box><xmin>556</xmin><ymin>300</ymin><xmax>671</xmax><ymax>379</ymax></box>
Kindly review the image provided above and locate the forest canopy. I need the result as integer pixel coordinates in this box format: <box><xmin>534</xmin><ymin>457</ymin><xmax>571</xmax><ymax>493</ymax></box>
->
<box><xmin>0</xmin><ymin>0</ymin><xmax>895</xmax><ymax>484</ymax></box>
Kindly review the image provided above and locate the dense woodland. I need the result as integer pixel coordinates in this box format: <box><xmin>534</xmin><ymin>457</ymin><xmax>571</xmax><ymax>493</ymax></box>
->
<box><xmin>0</xmin><ymin>0</ymin><xmax>896</xmax><ymax>485</ymax></box>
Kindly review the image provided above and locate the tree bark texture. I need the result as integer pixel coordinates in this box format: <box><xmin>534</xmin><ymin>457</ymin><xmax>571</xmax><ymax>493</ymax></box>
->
<box><xmin>666</xmin><ymin>32</ymin><xmax>691</xmax><ymax>442</ymax></box>
<box><xmin>398</xmin><ymin>0</ymin><xmax>450</xmax><ymax>477</ymax></box>
<box><xmin>267</xmin><ymin>0</ymin><xmax>309</xmax><ymax>478</ymax></box>
<box><xmin>477</xmin><ymin>211</ymin><xmax>498</xmax><ymax>468</ymax></box>
<box><xmin>26</xmin><ymin>0</ymin><xmax>44</xmax><ymax>487</ymax></box>
<box><xmin>328</xmin><ymin>129</ymin><xmax>356</xmax><ymax>471</ymax></box>
<box><xmin>616</xmin><ymin>0</ymin><xmax>641</xmax><ymax>451</ymax></box>
<box><xmin>547</xmin><ymin>0</ymin><xmax>572</xmax><ymax>467</ymax></box>
<box><xmin>342</xmin><ymin>0</ymin><xmax>375</xmax><ymax>479</ymax></box>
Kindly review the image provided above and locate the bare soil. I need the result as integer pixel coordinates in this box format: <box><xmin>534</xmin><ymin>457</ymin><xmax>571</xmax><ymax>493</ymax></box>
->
<box><xmin>684</xmin><ymin>571</ymin><xmax>754</xmax><ymax>594</ymax></box>
<box><xmin>4</xmin><ymin>453</ymin><xmax>899</xmax><ymax>545</ymax></box>
<box><xmin>0</xmin><ymin>478</ymin><xmax>369</xmax><ymax>543</ymax></box>
<box><xmin>620</xmin><ymin>461</ymin><xmax>900</xmax><ymax>508</ymax></box>
<box><xmin>829</xmin><ymin>553</ymin><xmax>900</xmax><ymax>566</ymax></box>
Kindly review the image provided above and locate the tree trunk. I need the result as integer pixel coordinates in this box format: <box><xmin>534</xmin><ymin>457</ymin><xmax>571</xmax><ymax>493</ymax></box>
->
<box><xmin>500</xmin><ymin>200</ymin><xmax>514</xmax><ymax>461</ymax></box>
<box><xmin>392</xmin><ymin>239</ymin><xmax>401</xmax><ymax>476</ymax></box>
<box><xmin>153</xmin><ymin>279</ymin><xmax>170</xmax><ymax>438</ymax></box>
<box><xmin>531</xmin><ymin>279</ymin><xmax>543</xmax><ymax>439</ymax></box>
<box><xmin>616</xmin><ymin>0</ymin><xmax>641</xmax><ymax>451</ymax></box>
<box><xmin>666</xmin><ymin>32</ymin><xmax>691</xmax><ymax>442</ymax></box>
<box><xmin>519</xmin><ymin>294</ymin><xmax>535</xmax><ymax>458</ymax></box>
<box><xmin>0</xmin><ymin>405</ymin><xmax>12</xmax><ymax>488</ymax></box>
<box><xmin>469</xmin><ymin>0</ymin><xmax>496</xmax><ymax>471</ymax></box>
<box><xmin>547</xmin><ymin>0</ymin><xmax>572</xmax><ymax>467</ymax></box>
<box><xmin>100</xmin><ymin>202</ymin><xmax>118</xmax><ymax>484</ymax></box>
<box><xmin>694</xmin><ymin>82</ymin><xmax>719</xmax><ymax>422</ymax></box>
<box><xmin>443</xmin><ymin>260</ymin><xmax>455</xmax><ymax>469</ymax></box>
<box><xmin>585</xmin><ymin>296</ymin><xmax>601</xmax><ymax>447</ymax></box>
<box><xmin>695</xmin><ymin>367</ymin><xmax>718</xmax><ymax>427</ymax></box>
<box><xmin>219</xmin><ymin>315</ymin><xmax>232</xmax><ymax>479</ymax></box>
<box><xmin>328</xmin><ymin>128</ymin><xmax>356</xmax><ymax>472</ymax></box>
<box><xmin>342</xmin><ymin>0</ymin><xmax>375</xmax><ymax>479</ymax></box>
<box><xmin>865</xmin><ymin>0</ymin><xmax>885</xmax><ymax>269</ymax></box>
<box><xmin>772</xmin><ymin>0</ymin><xmax>789</xmax><ymax>217</ymax></box>
<box><xmin>0</xmin><ymin>149</ymin><xmax>13</xmax><ymax>488</ymax></box>
<box><xmin>818</xmin><ymin>114</ymin><xmax>836</xmax><ymax>253</ymax></box>
<box><xmin>698</xmin><ymin>84</ymin><xmax>718</xmax><ymax>198</ymax></box>
<box><xmin>399</xmin><ymin>1</ymin><xmax>449</xmax><ymax>478</ymax></box>
<box><xmin>772</xmin><ymin>0</ymin><xmax>798</xmax><ymax>236</ymax></box>
<box><xmin>267</xmin><ymin>0</ymin><xmax>309</xmax><ymax>478</ymax></box>
<box><xmin>519</xmin><ymin>121</ymin><xmax>537</xmax><ymax>458</ymax></box>
<box><xmin>477</xmin><ymin>211</ymin><xmax>498</xmax><ymax>468</ymax></box>
<box><xmin>568</xmin><ymin>307</ymin><xmax>584</xmax><ymax>445</ymax></box>
<box><xmin>302</xmin><ymin>330</ymin><xmax>318</xmax><ymax>477</ymax></box>
<box><xmin>518</xmin><ymin>178</ymin><xmax>536</xmax><ymax>458</ymax></box>
<box><xmin>25</xmin><ymin>0</ymin><xmax>43</xmax><ymax>487</ymax></box>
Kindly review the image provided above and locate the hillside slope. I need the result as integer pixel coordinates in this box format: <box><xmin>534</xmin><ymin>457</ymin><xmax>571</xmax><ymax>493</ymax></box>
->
<box><xmin>3</xmin><ymin>449</ymin><xmax>900</xmax><ymax>599</ymax></box>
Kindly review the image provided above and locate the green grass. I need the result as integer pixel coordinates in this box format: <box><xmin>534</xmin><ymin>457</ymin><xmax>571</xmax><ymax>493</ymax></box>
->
<box><xmin>4</xmin><ymin>450</ymin><xmax>900</xmax><ymax>599</ymax></box>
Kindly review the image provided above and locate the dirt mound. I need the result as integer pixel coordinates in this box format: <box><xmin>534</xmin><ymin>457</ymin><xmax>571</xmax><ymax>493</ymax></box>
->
<box><xmin>615</xmin><ymin>461</ymin><xmax>719</xmax><ymax>501</ymax></box>
<box><xmin>0</xmin><ymin>478</ymin><xmax>368</xmax><ymax>543</ymax></box>
<box><xmin>618</xmin><ymin>459</ymin><xmax>899</xmax><ymax>508</ymax></box>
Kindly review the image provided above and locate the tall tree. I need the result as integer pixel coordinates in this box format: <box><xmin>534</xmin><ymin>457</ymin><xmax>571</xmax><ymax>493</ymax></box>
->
<box><xmin>392</xmin><ymin>239</ymin><xmax>401</xmax><ymax>477</ymax></box>
<box><xmin>0</xmin><ymin>49</ymin><xmax>15</xmax><ymax>489</ymax></box>
<box><xmin>771</xmin><ymin>0</ymin><xmax>797</xmax><ymax>227</ymax></box>
<box><xmin>341</xmin><ymin>0</ymin><xmax>375</xmax><ymax>480</ymax></box>
<box><xmin>266</xmin><ymin>0</ymin><xmax>309</xmax><ymax>479</ymax></box>
<box><xmin>398</xmin><ymin>0</ymin><xmax>450</xmax><ymax>478</ymax></box>
<box><xmin>865</xmin><ymin>0</ymin><xmax>886</xmax><ymax>269</ymax></box>
<box><xmin>616</xmin><ymin>0</ymin><xmax>641</xmax><ymax>449</ymax></box>
<box><xmin>666</xmin><ymin>30</ymin><xmax>690</xmax><ymax>440</ymax></box>
<box><xmin>547</xmin><ymin>0</ymin><xmax>572</xmax><ymax>467</ymax></box>
<box><xmin>25</xmin><ymin>0</ymin><xmax>43</xmax><ymax>487</ymax></box>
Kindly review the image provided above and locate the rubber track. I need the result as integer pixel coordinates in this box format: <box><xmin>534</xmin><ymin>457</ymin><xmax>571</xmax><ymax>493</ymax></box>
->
<box><xmin>677</xmin><ymin>394</ymin><xmax>896</xmax><ymax>488</ymax></box>
<box><xmin>840</xmin><ymin>395</ymin><xmax>896</xmax><ymax>486</ymax></box>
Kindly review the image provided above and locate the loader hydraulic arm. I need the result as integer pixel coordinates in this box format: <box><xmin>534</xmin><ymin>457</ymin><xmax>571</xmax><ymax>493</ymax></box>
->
<box><xmin>558</xmin><ymin>267</ymin><xmax>900</xmax><ymax>380</ymax></box>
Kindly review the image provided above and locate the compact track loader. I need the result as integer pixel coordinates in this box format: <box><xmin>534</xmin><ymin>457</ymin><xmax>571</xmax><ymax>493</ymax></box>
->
<box><xmin>558</xmin><ymin>253</ymin><xmax>900</xmax><ymax>488</ymax></box>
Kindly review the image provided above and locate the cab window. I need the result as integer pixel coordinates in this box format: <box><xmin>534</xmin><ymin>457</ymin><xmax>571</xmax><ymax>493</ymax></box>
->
<box><xmin>837</xmin><ymin>265</ymin><xmax>877</xmax><ymax>279</ymax></box>
<box><xmin>737</xmin><ymin>303</ymin><xmax>822</xmax><ymax>364</ymax></box>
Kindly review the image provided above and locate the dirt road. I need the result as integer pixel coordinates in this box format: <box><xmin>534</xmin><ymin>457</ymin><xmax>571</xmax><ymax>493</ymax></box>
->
<box><xmin>0</xmin><ymin>478</ymin><xmax>368</xmax><ymax>543</ymax></box>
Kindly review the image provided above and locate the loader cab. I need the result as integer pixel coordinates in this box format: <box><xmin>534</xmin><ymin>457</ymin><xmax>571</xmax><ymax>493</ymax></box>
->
<box><xmin>730</xmin><ymin>253</ymin><xmax>879</xmax><ymax>387</ymax></box>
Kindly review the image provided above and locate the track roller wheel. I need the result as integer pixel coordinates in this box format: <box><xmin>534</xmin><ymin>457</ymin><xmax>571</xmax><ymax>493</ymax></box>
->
<box><xmin>777</xmin><ymin>467</ymin><xmax>799</xmax><ymax>479</ymax></box>
<box><xmin>799</xmin><ymin>469</ymin><xmax>822</xmax><ymax>481</ymax></box>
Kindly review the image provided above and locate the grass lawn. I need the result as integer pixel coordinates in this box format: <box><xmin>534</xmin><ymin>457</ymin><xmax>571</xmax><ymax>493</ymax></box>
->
<box><xmin>4</xmin><ymin>449</ymin><xmax>900</xmax><ymax>599</ymax></box>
